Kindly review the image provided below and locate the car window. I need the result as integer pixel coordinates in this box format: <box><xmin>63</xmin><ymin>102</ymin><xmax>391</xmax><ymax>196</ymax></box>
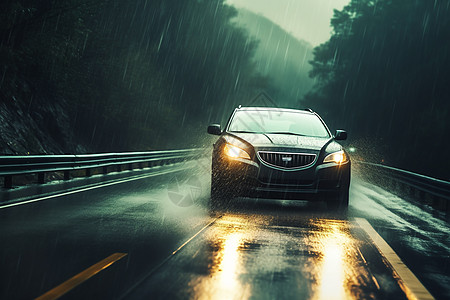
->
<box><xmin>228</xmin><ymin>110</ymin><xmax>330</xmax><ymax>138</ymax></box>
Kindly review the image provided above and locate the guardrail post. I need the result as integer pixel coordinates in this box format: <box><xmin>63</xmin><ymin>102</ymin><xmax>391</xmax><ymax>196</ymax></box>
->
<box><xmin>86</xmin><ymin>169</ymin><xmax>91</xmax><ymax>177</ymax></box>
<box><xmin>103</xmin><ymin>166</ymin><xmax>108</xmax><ymax>175</ymax></box>
<box><xmin>4</xmin><ymin>175</ymin><xmax>12</xmax><ymax>189</ymax></box>
<box><xmin>117</xmin><ymin>165</ymin><xmax>122</xmax><ymax>172</ymax></box>
<box><xmin>431</xmin><ymin>195</ymin><xmax>441</xmax><ymax>210</ymax></box>
<box><xmin>423</xmin><ymin>192</ymin><xmax>431</xmax><ymax>206</ymax></box>
<box><xmin>38</xmin><ymin>173</ymin><xmax>45</xmax><ymax>184</ymax></box>
<box><xmin>64</xmin><ymin>171</ymin><xmax>70</xmax><ymax>180</ymax></box>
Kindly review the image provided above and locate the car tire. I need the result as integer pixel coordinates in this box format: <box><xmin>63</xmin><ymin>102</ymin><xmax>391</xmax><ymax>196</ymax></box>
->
<box><xmin>210</xmin><ymin>175</ymin><xmax>232</xmax><ymax>209</ymax></box>
<box><xmin>326</xmin><ymin>188</ymin><xmax>349</xmax><ymax>211</ymax></box>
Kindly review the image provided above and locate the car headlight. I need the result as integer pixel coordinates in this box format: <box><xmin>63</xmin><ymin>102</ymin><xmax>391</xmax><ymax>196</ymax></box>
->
<box><xmin>223</xmin><ymin>144</ymin><xmax>251</xmax><ymax>160</ymax></box>
<box><xmin>323</xmin><ymin>150</ymin><xmax>348</xmax><ymax>164</ymax></box>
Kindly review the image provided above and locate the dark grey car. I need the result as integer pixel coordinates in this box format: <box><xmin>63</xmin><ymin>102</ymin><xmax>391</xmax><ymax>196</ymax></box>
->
<box><xmin>207</xmin><ymin>107</ymin><xmax>350</xmax><ymax>210</ymax></box>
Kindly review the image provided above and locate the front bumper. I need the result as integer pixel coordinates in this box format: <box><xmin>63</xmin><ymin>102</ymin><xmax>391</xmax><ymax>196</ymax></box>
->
<box><xmin>212</xmin><ymin>156</ymin><xmax>350</xmax><ymax>201</ymax></box>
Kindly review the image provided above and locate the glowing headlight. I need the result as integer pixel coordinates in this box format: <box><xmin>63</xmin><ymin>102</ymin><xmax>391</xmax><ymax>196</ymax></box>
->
<box><xmin>323</xmin><ymin>150</ymin><xmax>348</xmax><ymax>164</ymax></box>
<box><xmin>224</xmin><ymin>144</ymin><xmax>251</xmax><ymax>160</ymax></box>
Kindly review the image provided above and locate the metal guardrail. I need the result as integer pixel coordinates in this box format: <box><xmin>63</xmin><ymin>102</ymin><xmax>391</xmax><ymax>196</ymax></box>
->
<box><xmin>0</xmin><ymin>149</ymin><xmax>203</xmax><ymax>189</ymax></box>
<box><xmin>354</xmin><ymin>161</ymin><xmax>450</xmax><ymax>214</ymax></box>
<box><xmin>2</xmin><ymin>151</ymin><xmax>448</xmax><ymax>214</ymax></box>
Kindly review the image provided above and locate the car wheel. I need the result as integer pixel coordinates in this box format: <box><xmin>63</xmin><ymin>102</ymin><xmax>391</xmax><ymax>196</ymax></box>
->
<box><xmin>210</xmin><ymin>175</ymin><xmax>232</xmax><ymax>209</ymax></box>
<box><xmin>326</xmin><ymin>188</ymin><xmax>349</xmax><ymax>211</ymax></box>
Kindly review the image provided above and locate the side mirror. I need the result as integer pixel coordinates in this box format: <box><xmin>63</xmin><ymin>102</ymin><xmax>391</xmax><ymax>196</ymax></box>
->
<box><xmin>207</xmin><ymin>124</ymin><xmax>222</xmax><ymax>135</ymax></box>
<box><xmin>335</xmin><ymin>130</ymin><xmax>347</xmax><ymax>141</ymax></box>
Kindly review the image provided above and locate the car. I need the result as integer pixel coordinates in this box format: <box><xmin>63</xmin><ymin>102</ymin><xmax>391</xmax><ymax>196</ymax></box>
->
<box><xmin>207</xmin><ymin>106</ymin><xmax>350</xmax><ymax>210</ymax></box>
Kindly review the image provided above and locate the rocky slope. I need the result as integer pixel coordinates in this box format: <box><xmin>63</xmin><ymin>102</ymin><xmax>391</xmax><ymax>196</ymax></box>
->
<box><xmin>0</xmin><ymin>75</ymin><xmax>86</xmax><ymax>155</ymax></box>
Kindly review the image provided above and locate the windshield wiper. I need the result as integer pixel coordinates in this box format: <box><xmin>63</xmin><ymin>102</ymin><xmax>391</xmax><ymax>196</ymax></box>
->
<box><xmin>264</xmin><ymin>132</ymin><xmax>307</xmax><ymax>137</ymax></box>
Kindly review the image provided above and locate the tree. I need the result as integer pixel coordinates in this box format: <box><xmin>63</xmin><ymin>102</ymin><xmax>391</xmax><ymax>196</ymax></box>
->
<box><xmin>303</xmin><ymin>0</ymin><xmax>450</xmax><ymax>179</ymax></box>
<box><xmin>0</xmin><ymin>0</ymin><xmax>266</xmax><ymax>153</ymax></box>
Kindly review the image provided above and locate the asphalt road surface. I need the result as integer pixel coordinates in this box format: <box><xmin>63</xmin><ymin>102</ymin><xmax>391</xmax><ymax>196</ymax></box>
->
<box><xmin>0</xmin><ymin>160</ymin><xmax>448</xmax><ymax>299</ymax></box>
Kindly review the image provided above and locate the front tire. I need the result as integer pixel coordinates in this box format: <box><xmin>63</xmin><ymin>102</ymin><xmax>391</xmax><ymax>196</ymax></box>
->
<box><xmin>326</xmin><ymin>188</ymin><xmax>349</xmax><ymax>211</ymax></box>
<box><xmin>210</xmin><ymin>174</ymin><xmax>232</xmax><ymax>210</ymax></box>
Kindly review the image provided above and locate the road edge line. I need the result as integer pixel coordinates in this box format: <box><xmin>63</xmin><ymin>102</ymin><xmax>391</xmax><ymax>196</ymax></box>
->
<box><xmin>354</xmin><ymin>217</ymin><xmax>434</xmax><ymax>300</ymax></box>
<box><xmin>118</xmin><ymin>216</ymin><xmax>221</xmax><ymax>299</ymax></box>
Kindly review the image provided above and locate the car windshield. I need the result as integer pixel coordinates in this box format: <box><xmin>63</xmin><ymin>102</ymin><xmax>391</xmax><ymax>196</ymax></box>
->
<box><xmin>228</xmin><ymin>110</ymin><xmax>330</xmax><ymax>138</ymax></box>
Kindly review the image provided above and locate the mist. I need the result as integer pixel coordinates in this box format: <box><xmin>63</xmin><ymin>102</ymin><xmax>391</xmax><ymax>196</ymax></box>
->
<box><xmin>1</xmin><ymin>0</ymin><xmax>449</xmax><ymax>180</ymax></box>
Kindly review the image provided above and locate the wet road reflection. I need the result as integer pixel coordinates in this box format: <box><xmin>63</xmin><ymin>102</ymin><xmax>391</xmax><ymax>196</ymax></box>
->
<box><xmin>188</xmin><ymin>216</ymin><xmax>250</xmax><ymax>300</ymax></box>
<box><xmin>310</xmin><ymin>221</ymin><xmax>350</xmax><ymax>299</ymax></box>
<box><xmin>129</xmin><ymin>210</ymin><xmax>390</xmax><ymax>299</ymax></box>
<box><xmin>214</xmin><ymin>232</ymin><xmax>243</xmax><ymax>293</ymax></box>
<box><xmin>0</xmin><ymin>163</ymin><xmax>443</xmax><ymax>299</ymax></box>
<box><xmin>306</xmin><ymin>220</ymin><xmax>377</xmax><ymax>300</ymax></box>
<box><xmin>192</xmin><ymin>228</ymin><xmax>248</xmax><ymax>300</ymax></box>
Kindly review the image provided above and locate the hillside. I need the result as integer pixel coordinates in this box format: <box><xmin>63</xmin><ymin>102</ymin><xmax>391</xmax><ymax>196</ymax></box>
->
<box><xmin>232</xmin><ymin>9</ymin><xmax>315</xmax><ymax>107</ymax></box>
<box><xmin>0</xmin><ymin>0</ymin><xmax>264</xmax><ymax>155</ymax></box>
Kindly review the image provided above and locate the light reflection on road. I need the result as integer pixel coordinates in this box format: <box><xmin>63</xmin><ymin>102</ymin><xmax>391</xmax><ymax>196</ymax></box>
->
<box><xmin>309</xmin><ymin>220</ymin><xmax>354</xmax><ymax>300</ymax></box>
<box><xmin>217</xmin><ymin>232</ymin><xmax>242</xmax><ymax>290</ymax></box>
<box><xmin>190</xmin><ymin>216</ymin><xmax>250</xmax><ymax>300</ymax></box>
<box><xmin>189</xmin><ymin>214</ymin><xmax>376</xmax><ymax>299</ymax></box>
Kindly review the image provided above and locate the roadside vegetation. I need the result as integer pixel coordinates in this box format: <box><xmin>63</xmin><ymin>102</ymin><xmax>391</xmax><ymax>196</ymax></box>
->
<box><xmin>304</xmin><ymin>0</ymin><xmax>450</xmax><ymax>180</ymax></box>
<box><xmin>0</xmin><ymin>0</ymin><xmax>266</xmax><ymax>153</ymax></box>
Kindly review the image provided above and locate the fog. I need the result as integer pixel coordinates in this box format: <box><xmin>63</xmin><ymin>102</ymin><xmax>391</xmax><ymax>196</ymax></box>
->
<box><xmin>0</xmin><ymin>0</ymin><xmax>449</xmax><ymax>179</ymax></box>
<box><xmin>227</xmin><ymin>0</ymin><xmax>350</xmax><ymax>46</ymax></box>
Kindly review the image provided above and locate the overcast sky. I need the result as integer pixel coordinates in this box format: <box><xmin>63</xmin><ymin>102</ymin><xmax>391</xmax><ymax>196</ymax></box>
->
<box><xmin>226</xmin><ymin>0</ymin><xmax>350</xmax><ymax>46</ymax></box>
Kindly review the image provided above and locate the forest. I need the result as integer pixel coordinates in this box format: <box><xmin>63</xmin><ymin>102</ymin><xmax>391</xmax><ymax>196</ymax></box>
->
<box><xmin>0</xmin><ymin>0</ymin><xmax>265</xmax><ymax>153</ymax></box>
<box><xmin>0</xmin><ymin>0</ymin><xmax>449</xmax><ymax>180</ymax></box>
<box><xmin>304</xmin><ymin>0</ymin><xmax>450</xmax><ymax>180</ymax></box>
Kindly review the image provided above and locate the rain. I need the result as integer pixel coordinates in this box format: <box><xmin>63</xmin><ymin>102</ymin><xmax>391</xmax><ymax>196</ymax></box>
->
<box><xmin>0</xmin><ymin>0</ymin><xmax>449</xmax><ymax>299</ymax></box>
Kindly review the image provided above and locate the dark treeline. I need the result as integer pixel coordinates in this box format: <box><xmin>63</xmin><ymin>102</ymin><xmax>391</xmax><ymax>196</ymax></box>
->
<box><xmin>2</xmin><ymin>0</ymin><xmax>448</xmax><ymax>179</ymax></box>
<box><xmin>0</xmin><ymin>0</ymin><xmax>265</xmax><ymax>153</ymax></box>
<box><xmin>304</xmin><ymin>0</ymin><xmax>450</xmax><ymax>180</ymax></box>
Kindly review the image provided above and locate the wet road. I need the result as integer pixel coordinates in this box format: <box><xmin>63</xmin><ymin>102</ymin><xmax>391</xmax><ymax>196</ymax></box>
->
<box><xmin>125</xmin><ymin>213</ymin><xmax>404</xmax><ymax>299</ymax></box>
<box><xmin>0</xmin><ymin>160</ymin><xmax>448</xmax><ymax>299</ymax></box>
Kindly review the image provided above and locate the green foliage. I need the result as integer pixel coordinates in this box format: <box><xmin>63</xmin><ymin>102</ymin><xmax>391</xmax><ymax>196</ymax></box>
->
<box><xmin>0</xmin><ymin>0</ymin><xmax>265</xmax><ymax>152</ymax></box>
<box><xmin>304</xmin><ymin>0</ymin><xmax>450</xmax><ymax>179</ymax></box>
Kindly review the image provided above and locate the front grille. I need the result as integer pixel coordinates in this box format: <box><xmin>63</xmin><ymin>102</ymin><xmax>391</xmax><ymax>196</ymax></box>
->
<box><xmin>257</xmin><ymin>151</ymin><xmax>316</xmax><ymax>169</ymax></box>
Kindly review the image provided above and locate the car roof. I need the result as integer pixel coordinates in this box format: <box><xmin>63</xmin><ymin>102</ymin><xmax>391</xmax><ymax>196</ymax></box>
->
<box><xmin>236</xmin><ymin>106</ymin><xmax>314</xmax><ymax>114</ymax></box>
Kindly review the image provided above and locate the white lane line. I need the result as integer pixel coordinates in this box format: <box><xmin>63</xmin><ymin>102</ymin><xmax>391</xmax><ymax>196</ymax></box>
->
<box><xmin>118</xmin><ymin>217</ymin><xmax>221</xmax><ymax>299</ymax></box>
<box><xmin>355</xmin><ymin>217</ymin><xmax>435</xmax><ymax>300</ymax></box>
<box><xmin>0</xmin><ymin>166</ymin><xmax>192</xmax><ymax>210</ymax></box>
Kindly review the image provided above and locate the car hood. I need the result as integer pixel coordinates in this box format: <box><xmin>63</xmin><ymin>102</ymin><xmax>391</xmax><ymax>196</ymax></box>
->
<box><xmin>228</xmin><ymin>132</ymin><xmax>332</xmax><ymax>151</ymax></box>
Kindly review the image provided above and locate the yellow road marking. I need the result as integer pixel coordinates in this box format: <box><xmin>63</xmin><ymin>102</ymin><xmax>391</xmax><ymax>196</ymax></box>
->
<box><xmin>355</xmin><ymin>218</ymin><xmax>434</xmax><ymax>300</ymax></box>
<box><xmin>35</xmin><ymin>253</ymin><xmax>127</xmax><ymax>300</ymax></box>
